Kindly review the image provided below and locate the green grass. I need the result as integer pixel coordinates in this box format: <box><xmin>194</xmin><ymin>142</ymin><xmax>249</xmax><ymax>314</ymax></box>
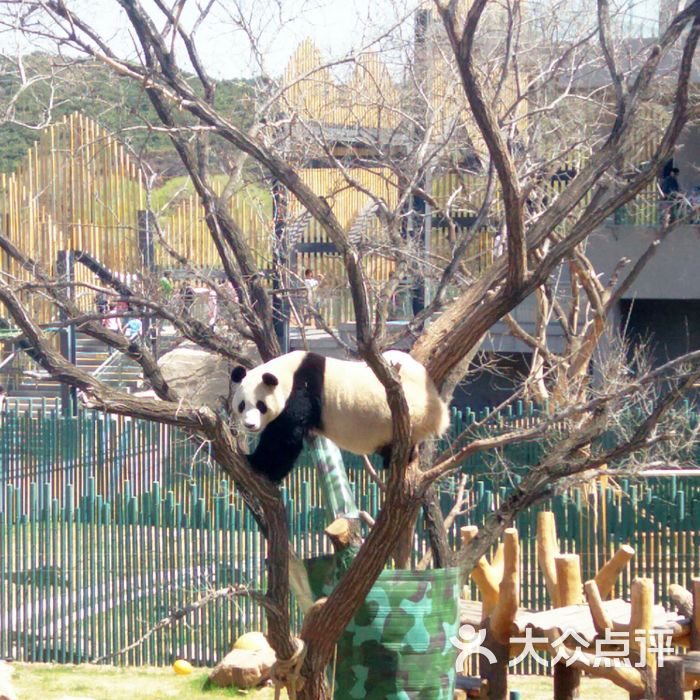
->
<box><xmin>13</xmin><ymin>666</ymin><xmax>692</xmax><ymax>699</ymax></box>
<box><xmin>151</xmin><ymin>176</ymin><xmax>271</xmax><ymax>215</ymax></box>
<box><xmin>10</xmin><ymin>663</ymin><xmax>278</xmax><ymax>699</ymax></box>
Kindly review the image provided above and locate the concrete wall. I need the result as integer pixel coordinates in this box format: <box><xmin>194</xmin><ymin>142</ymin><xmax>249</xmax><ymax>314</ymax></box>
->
<box><xmin>586</xmin><ymin>224</ymin><xmax>700</xmax><ymax>299</ymax></box>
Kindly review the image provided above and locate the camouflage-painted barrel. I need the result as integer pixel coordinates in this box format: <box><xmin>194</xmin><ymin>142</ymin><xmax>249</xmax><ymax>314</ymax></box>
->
<box><xmin>303</xmin><ymin>555</ymin><xmax>460</xmax><ymax>699</ymax></box>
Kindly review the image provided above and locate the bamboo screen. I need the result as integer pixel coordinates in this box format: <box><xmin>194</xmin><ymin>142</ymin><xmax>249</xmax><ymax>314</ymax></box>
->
<box><xmin>0</xmin><ymin>113</ymin><xmax>145</xmax><ymax>321</ymax></box>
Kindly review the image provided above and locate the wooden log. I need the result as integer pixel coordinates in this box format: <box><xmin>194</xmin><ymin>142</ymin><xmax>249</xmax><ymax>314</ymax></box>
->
<box><xmin>553</xmin><ymin>554</ymin><xmax>582</xmax><ymax>699</ymax></box>
<box><xmin>593</xmin><ymin>545</ymin><xmax>635</xmax><ymax>599</ymax></box>
<box><xmin>657</xmin><ymin>655</ymin><xmax>684</xmax><ymax>700</ymax></box>
<box><xmin>669</xmin><ymin>583</ymin><xmax>693</xmax><ymax>618</ymax></box>
<box><xmin>536</xmin><ymin>512</ymin><xmax>560</xmax><ymax>607</ymax></box>
<box><xmin>629</xmin><ymin>578</ymin><xmax>656</xmax><ymax>699</ymax></box>
<box><xmin>583</xmin><ymin>579</ymin><xmax>613</xmax><ymax>635</ymax></box>
<box><xmin>324</xmin><ymin>517</ymin><xmax>360</xmax><ymax>552</ymax></box>
<box><xmin>490</xmin><ymin>528</ymin><xmax>519</xmax><ymax>644</ymax></box>
<box><xmin>461</xmin><ymin>526</ymin><xmax>500</xmax><ymax>617</ymax></box>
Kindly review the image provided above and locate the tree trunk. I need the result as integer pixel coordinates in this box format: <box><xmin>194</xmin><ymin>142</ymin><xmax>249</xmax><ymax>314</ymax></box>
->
<box><xmin>298</xmin><ymin>669</ymin><xmax>332</xmax><ymax>700</ymax></box>
<box><xmin>393</xmin><ymin>502</ymin><xmax>421</xmax><ymax>568</ymax></box>
<box><xmin>421</xmin><ymin>485</ymin><xmax>452</xmax><ymax>567</ymax></box>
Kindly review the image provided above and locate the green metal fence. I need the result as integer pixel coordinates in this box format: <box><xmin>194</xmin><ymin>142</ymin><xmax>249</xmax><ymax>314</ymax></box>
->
<box><xmin>0</xmin><ymin>406</ymin><xmax>698</xmax><ymax>666</ymax></box>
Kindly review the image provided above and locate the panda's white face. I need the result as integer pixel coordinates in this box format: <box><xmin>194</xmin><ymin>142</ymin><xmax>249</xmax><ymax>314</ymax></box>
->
<box><xmin>231</xmin><ymin>366</ymin><xmax>286</xmax><ymax>433</ymax></box>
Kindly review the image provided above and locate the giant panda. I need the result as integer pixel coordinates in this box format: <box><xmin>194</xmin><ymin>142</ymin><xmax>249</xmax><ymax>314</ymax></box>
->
<box><xmin>230</xmin><ymin>350</ymin><xmax>449</xmax><ymax>482</ymax></box>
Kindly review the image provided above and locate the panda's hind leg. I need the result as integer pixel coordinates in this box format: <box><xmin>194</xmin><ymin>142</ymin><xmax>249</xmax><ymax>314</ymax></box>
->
<box><xmin>376</xmin><ymin>443</ymin><xmax>418</xmax><ymax>469</ymax></box>
<box><xmin>376</xmin><ymin>444</ymin><xmax>392</xmax><ymax>469</ymax></box>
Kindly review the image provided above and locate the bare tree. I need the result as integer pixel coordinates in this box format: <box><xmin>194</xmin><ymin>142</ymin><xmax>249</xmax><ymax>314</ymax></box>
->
<box><xmin>0</xmin><ymin>0</ymin><xmax>698</xmax><ymax>697</ymax></box>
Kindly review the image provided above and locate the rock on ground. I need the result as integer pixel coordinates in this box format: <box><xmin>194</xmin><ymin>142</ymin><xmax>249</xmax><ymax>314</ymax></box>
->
<box><xmin>157</xmin><ymin>345</ymin><xmax>234</xmax><ymax>410</ymax></box>
<box><xmin>208</xmin><ymin>645</ymin><xmax>276</xmax><ymax>689</ymax></box>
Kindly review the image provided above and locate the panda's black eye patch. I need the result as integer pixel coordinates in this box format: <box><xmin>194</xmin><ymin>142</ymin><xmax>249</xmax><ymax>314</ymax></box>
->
<box><xmin>238</xmin><ymin>401</ymin><xmax>245</xmax><ymax>413</ymax></box>
<box><xmin>256</xmin><ymin>401</ymin><xmax>268</xmax><ymax>414</ymax></box>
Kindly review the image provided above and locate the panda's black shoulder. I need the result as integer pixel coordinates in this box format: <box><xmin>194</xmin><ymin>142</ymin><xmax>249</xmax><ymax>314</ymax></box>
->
<box><xmin>277</xmin><ymin>352</ymin><xmax>323</xmax><ymax>430</ymax></box>
<box><xmin>291</xmin><ymin>352</ymin><xmax>326</xmax><ymax>398</ymax></box>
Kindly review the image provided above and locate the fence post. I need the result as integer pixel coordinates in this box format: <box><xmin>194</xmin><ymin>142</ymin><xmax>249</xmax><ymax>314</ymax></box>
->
<box><xmin>56</xmin><ymin>250</ymin><xmax>77</xmax><ymax>417</ymax></box>
<box><xmin>138</xmin><ymin>210</ymin><xmax>155</xmax><ymax>273</ymax></box>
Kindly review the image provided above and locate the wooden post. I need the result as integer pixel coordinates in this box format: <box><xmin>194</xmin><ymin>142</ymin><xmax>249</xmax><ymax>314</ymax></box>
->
<box><xmin>594</xmin><ymin>545</ymin><xmax>635</xmax><ymax>599</ymax></box>
<box><xmin>56</xmin><ymin>250</ymin><xmax>77</xmax><ymax>417</ymax></box>
<box><xmin>461</xmin><ymin>525</ymin><xmax>500</xmax><ymax>618</ymax></box>
<box><xmin>483</xmin><ymin>528</ymin><xmax>520</xmax><ymax>700</ymax></box>
<box><xmin>480</xmin><ymin>628</ymin><xmax>509</xmax><ymax>700</ymax></box>
<box><xmin>656</xmin><ymin>655</ymin><xmax>685</xmax><ymax>700</ymax></box>
<box><xmin>553</xmin><ymin>554</ymin><xmax>582</xmax><ymax>699</ymax></box>
<box><xmin>137</xmin><ymin>210</ymin><xmax>156</xmax><ymax>354</ymax></box>
<box><xmin>490</xmin><ymin>529</ymin><xmax>519</xmax><ymax>644</ymax></box>
<box><xmin>629</xmin><ymin>578</ymin><xmax>656</xmax><ymax>699</ymax></box>
<box><xmin>537</xmin><ymin>512</ymin><xmax>560</xmax><ymax>607</ymax></box>
<box><xmin>555</xmin><ymin>554</ymin><xmax>583</xmax><ymax>606</ymax></box>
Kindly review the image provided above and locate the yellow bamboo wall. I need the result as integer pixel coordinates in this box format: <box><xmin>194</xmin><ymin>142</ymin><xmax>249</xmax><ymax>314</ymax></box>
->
<box><xmin>0</xmin><ymin>113</ymin><xmax>145</xmax><ymax>321</ymax></box>
<box><xmin>282</xmin><ymin>39</ymin><xmax>401</xmax><ymax>131</ymax></box>
<box><xmin>156</xmin><ymin>186</ymin><xmax>271</xmax><ymax>271</ymax></box>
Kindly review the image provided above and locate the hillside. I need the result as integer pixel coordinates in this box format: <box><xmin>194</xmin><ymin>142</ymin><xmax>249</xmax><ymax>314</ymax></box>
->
<box><xmin>0</xmin><ymin>53</ymin><xmax>257</xmax><ymax>176</ymax></box>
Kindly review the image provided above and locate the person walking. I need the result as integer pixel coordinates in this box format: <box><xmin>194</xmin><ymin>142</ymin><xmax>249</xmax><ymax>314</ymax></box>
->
<box><xmin>302</xmin><ymin>268</ymin><xmax>322</xmax><ymax>327</ymax></box>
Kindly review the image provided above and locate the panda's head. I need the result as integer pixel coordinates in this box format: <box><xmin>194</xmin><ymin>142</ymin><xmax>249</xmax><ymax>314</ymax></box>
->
<box><xmin>230</xmin><ymin>364</ymin><xmax>286</xmax><ymax>433</ymax></box>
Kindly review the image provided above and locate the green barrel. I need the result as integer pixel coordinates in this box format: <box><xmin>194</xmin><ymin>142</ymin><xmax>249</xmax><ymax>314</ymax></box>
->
<box><xmin>303</xmin><ymin>556</ymin><xmax>460</xmax><ymax>700</ymax></box>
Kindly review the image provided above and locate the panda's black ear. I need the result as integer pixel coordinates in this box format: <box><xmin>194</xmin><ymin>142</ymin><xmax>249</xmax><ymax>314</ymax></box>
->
<box><xmin>262</xmin><ymin>372</ymin><xmax>279</xmax><ymax>387</ymax></box>
<box><xmin>231</xmin><ymin>366</ymin><xmax>247</xmax><ymax>383</ymax></box>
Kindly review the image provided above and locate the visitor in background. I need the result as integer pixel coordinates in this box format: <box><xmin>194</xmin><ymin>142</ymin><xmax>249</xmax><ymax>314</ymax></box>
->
<box><xmin>208</xmin><ymin>288</ymin><xmax>218</xmax><ymax>328</ymax></box>
<box><xmin>660</xmin><ymin>166</ymin><xmax>683</xmax><ymax>222</ymax></box>
<box><xmin>123</xmin><ymin>317</ymin><xmax>143</xmax><ymax>341</ymax></box>
<box><xmin>95</xmin><ymin>290</ymin><xmax>108</xmax><ymax>317</ymax></box>
<box><xmin>103</xmin><ymin>303</ymin><xmax>121</xmax><ymax>354</ymax></box>
<box><xmin>661</xmin><ymin>167</ymin><xmax>681</xmax><ymax>199</ymax></box>
<box><xmin>102</xmin><ymin>303</ymin><xmax>121</xmax><ymax>333</ymax></box>
<box><xmin>159</xmin><ymin>271</ymin><xmax>174</xmax><ymax>299</ymax></box>
<box><xmin>180</xmin><ymin>282</ymin><xmax>195</xmax><ymax>315</ymax></box>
